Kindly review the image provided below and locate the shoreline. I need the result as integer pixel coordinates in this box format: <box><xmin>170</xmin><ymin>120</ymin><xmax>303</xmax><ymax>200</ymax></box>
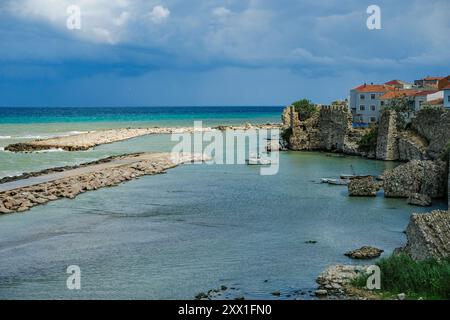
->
<box><xmin>3</xmin><ymin>123</ymin><xmax>282</xmax><ymax>152</ymax></box>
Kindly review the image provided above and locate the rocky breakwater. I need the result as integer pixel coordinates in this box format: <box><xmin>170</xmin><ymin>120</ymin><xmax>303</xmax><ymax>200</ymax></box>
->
<box><xmin>0</xmin><ymin>153</ymin><xmax>206</xmax><ymax>214</ymax></box>
<box><xmin>4</xmin><ymin>127</ymin><xmax>212</xmax><ymax>152</ymax></box>
<box><xmin>5</xmin><ymin>124</ymin><xmax>282</xmax><ymax>153</ymax></box>
<box><xmin>396</xmin><ymin>210</ymin><xmax>450</xmax><ymax>261</ymax></box>
<box><xmin>383</xmin><ymin>160</ymin><xmax>447</xmax><ymax>201</ymax></box>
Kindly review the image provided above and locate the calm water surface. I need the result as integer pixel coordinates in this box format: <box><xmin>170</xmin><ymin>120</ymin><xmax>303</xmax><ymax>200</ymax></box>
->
<box><xmin>0</xmin><ymin>107</ymin><xmax>446</xmax><ymax>299</ymax></box>
<box><xmin>0</xmin><ymin>150</ymin><xmax>445</xmax><ymax>299</ymax></box>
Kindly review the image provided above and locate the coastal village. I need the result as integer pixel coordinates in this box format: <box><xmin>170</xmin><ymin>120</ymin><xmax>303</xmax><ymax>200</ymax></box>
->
<box><xmin>281</xmin><ymin>74</ymin><xmax>450</xmax><ymax>299</ymax></box>
<box><xmin>349</xmin><ymin>75</ymin><xmax>450</xmax><ymax>125</ymax></box>
<box><xmin>0</xmin><ymin>75</ymin><xmax>449</xmax><ymax>299</ymax></box>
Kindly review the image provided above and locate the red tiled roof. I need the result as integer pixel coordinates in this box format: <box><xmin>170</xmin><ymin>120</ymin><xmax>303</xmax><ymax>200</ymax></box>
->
<box><xmin>353</xmin><ymin>84</ymin><xmax>395</xmax><ymax>93</ymax></box>
<box><xmin>424</xmin><ymin>76</ymin><xmax>444</xmax><ymax>81</ymax></box>
<box><xmin>385</xmin><ymin>80</ymin><xmax>404</xmax><ymax>85</ymax></box>
<box><xmin>379</xmin><ymin>90</ymin><xmax>418</xmax><ymax>100</ymax></box>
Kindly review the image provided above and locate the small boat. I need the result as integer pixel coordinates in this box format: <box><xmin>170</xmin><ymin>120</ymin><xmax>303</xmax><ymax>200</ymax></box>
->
<box><xmin>247</xmin><ymin>157</ymin><xmax>272</xmax><ymax>165</ymax></box>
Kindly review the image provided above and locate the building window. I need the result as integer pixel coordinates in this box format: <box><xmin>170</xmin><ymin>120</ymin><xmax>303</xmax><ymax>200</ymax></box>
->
<box><xmin>360</xmin><ymin>105</ymin><xmax>365</xmax><ymax>111</ymax></box>
<box><xmin>448</xmin><ymin>96</ymin><xmax>450</xmax><ymax>102</ymax></box>
<box><xmin>371</xmin><ymin>105</ymin><xmax>376</xmax><ymax>111</ymax></box>
<box><xmin>370</xmin><ymin>117</ymin><xmax>377</xmax><ymax>122</ymax></box>
<box><xmin>360</xmin><ymin>94</ymin><xmax>365</xmax><ymax>100</ymax></box>
<box><xmin>380</xmin><ymin>101</ymin><xmax>384</xmax><ymax>106</ymax></box>
<box><xmin>351</xmin><ymin>107</ymin><xmax>356</xmax><ymax>113</ymax></box>
<box><xmin>371</xmin><ymin>94</ymin><xmax>376</xmax><ymax>100</ymax></box>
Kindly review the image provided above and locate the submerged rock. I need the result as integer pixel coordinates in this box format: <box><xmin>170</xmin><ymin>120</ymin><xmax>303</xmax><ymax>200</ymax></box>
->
<box><xmin>344</xmin><ymin>246</ymin><xmax>384</xmax><ymax>259</ymax></box>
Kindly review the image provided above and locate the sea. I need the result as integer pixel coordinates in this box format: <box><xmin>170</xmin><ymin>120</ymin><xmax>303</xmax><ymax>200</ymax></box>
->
<box><xmin>0</xmin><ymin>107</ymin><xmax>446</xmax><ymax>299</ymax></box>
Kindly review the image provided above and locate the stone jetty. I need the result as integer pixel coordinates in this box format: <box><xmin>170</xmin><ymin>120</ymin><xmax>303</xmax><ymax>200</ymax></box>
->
<box><xmin>0</xmin><ymin>152</ymin><xmax>206</xmax><ymax>214</ymax></box>
<box><xmin>4</xmin><ymin>124</ymin><xmax>281</xmax><ymax>152</ymax></box>
<box><xmin>4</xmin><ymin>127</ymin><xmax>202</xmax><ymax>152</ymax></box>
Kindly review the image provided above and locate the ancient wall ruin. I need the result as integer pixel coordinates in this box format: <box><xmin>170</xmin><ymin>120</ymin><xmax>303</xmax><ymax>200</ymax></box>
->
<box><xmin>281</xmin><ymin>105</ymin><xmax>354</xmax><ymax>153</ymax></box>
<box><xmin>376</xmin><ymin>110</ymin><xmax>399</xmax><ymax>160</ymax></box>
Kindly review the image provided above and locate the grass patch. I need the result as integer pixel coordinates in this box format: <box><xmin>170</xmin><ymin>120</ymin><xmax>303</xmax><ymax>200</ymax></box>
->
<box><xmin>353</xmin><ymin>254</ymin><xmax>450</xmax><ymax>300</ymax></box>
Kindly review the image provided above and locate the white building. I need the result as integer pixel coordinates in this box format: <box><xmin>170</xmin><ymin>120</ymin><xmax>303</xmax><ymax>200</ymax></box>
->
<box><xmin>349</xmin><ymin>84</ymin><xmax>395</xmax><ymax>124</ymax></box>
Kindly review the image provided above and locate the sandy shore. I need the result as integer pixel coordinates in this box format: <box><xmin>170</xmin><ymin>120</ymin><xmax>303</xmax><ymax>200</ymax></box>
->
<box><xmin>0</xmin><ymin>152</ymin><xmax>205</xmax><ymax>214</ymax></box>
<box><xmin>4</xmin><ymin>124</ymin><xmax>281</xmax><ymax>152</ymax></box>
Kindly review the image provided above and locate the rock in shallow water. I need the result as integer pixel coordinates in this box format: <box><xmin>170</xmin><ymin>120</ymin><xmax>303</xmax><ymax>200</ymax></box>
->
<box><xmin>348</xmin><ymin>176</ymin><xmax>380</xmax><ymax>197</ymax></box>
<box><xmin>344</xmin><ymin>246</ymin><xmax>384</xmax><ymax>259</ymax></box>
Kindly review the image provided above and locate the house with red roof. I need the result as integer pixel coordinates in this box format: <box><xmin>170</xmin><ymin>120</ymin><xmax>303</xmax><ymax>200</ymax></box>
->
<box><xmin>349</xmin><ymin>83</ymin><xmax>395</xmax><ymax>124</ymax></box>
<box><xmin>414</xmin><ymin>75</ymin><xmax>450</xmax><ymax>90</ymax></box>
<box><xmin>384</xmin><ymin>79</ymin><xmax>412</xmax><ymax>89</ymax></box>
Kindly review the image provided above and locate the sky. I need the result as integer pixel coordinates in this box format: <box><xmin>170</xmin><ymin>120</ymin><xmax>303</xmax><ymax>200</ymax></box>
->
<box><xmin>0</xmin><ymin>0</ymin><xmax>449</xmax><ymax>107</ymax></box>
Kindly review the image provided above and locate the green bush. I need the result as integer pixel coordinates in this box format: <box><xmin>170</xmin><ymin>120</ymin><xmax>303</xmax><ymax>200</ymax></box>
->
<box><xmin>292</xmin><ymin>99</ymin><xmax>318</xmax><ymax>121</ymax></box>
<box><xmin>354</xmin><ymin>254</ymin><xmax>450</xmax><ymax>299</ymax></box>
<box><xmin>358</xmin><ymin>127</ymin><xmax>378</xmax><ymax>153</ymax></box>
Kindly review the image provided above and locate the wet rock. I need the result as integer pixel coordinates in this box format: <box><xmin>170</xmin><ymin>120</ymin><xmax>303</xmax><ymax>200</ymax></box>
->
<box><xmin>271</xmin><ymin>291</ymin><xmax>281</xmax><ymax>296</ymax></box>
<box><xmin>195</xmin><ymin>292</ymin><xmax>208</xmax><ymax>300</ymax></box>
<box><xmin>220</xmin><ymin>285</ymin><xmax>227</xmax><ymax>291</ymax></box>
<box><xmin>397</xmin><ymin>293</ymin><xmax>406</xmax><ymax>300</ymax></box>
<box><xmin>316</xmin><ymin>265</ymin><xmax>371</xmax><ymax>296</ymax></box>
<box><xmin>314</xmin><ymin>290</ymin><xmax>328</xmax><ymax>296</ymax></box>
<box><xmin>407</xmin><ymin>193</ymin><xmax>432</xmax><ymax>207</ymax></box>
<box><xmin>345</xmin><ymin>246</ymin><xmax>383</xmax><ymax>259</ymax></box>
<box><xmin>0</xmin><ymin>202</ymin><xmax>12</xmax><ymax>214</ymax></box>
<box><xmin>348</xmin><ymin>176</ymin><xmax>380</xmax><ymax>197</ymax></box>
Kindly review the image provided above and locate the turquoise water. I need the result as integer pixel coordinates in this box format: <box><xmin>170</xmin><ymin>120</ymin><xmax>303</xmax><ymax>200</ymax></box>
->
<box><xmin>0</xmin><ymin>107</ymin><xmax>282</xmax><ymax>178</ymax></box>
<box><xmin>0</xmin><ymin>107</ymin><xmax>446</xmax><ymax>299</ymax></box>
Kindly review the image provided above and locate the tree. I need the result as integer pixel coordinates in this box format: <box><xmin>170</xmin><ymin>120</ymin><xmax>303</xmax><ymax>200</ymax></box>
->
<box><xmin>292</xmin><ymin>99</ymin><xmax>318</xmax><ymax>120</ymax></box>
<box><xmin>383</xmin><ymin>95</ymin><xmax>414</xmax><ymax>129</ymax></box>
